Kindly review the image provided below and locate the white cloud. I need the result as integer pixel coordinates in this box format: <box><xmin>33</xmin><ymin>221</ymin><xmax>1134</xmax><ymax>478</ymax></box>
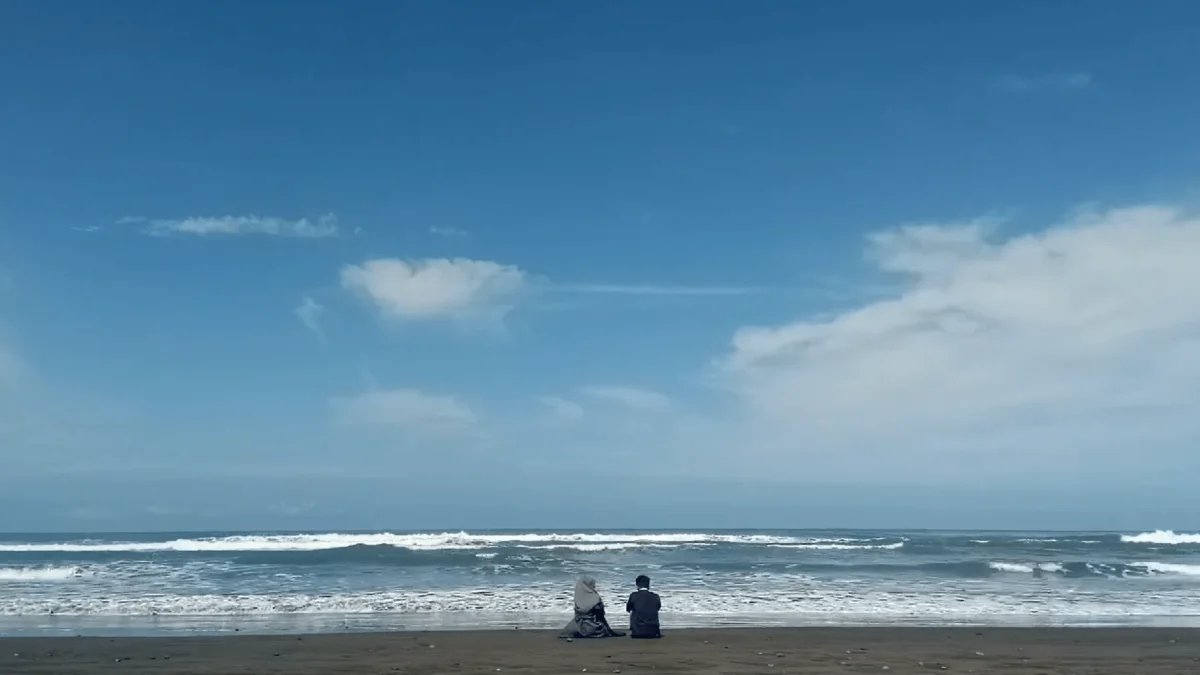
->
<box><xmin>341</xmin><ymin>258</ymin><xmax>527</xmax><ymax>322</ymax></box>
<box><xmin>715</xmin><ymin>204</ymin><xmax>1200</xmax><ymax>479</ymax></box>
<box><xmin>142</xmin><ymin>214</ymin><xmax>339</xmax><ymax>238</ymax></box>
<box><xmin>580</xmin><ymin>385</ymin><xmax>672</xmax><ymax>411</ymax></box>
<box><xmin>430</xmin><ymin>226</ymin><xmax>469</xmax><ymax>237</ymax></box>
<box><xmin>331</xmin><ymin>388</ymin><xmax>475</xmax><ymax>431</ymax></box>
<box><xmin>294</xmin><ymin>296</ymin><xmax>326</xmax><ymax>344</ymax></box>
<box><xmin>993</xmin><ymin>72</ymin><xmax>1093</xmax><ymax>93</ymax></box>
<box><xmin>539</xmin><ymin>396</ymin><xmax>585</xmax><ymax>421</ymax></box>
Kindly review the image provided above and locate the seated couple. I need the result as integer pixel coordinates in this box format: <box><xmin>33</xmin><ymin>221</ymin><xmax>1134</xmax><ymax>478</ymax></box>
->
<box><xmin>559</xmin><ymin>575</ymin><xmax>662</xmax><ymax>640</ymax></box>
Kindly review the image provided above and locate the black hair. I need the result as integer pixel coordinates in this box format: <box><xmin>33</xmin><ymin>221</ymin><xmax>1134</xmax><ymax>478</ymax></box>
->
<box><xmin>635</xmin><ymin>574</ymin><xmax>651</xmax><ymax>588</ymax></box>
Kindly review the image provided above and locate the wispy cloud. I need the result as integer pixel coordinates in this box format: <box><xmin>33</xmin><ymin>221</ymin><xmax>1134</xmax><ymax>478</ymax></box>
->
<box><xmin>294</xmin><ymin>296</ymin><xmax>327</xmax><ymax>344</ymax></box>
<box><xmin>331</xmin><ymin>388</ymin><xmax>475</xmax><ymax>431</ymax></box>
<box><xmin>539</xmin><ymin>396</ymin><xmax>585</xmax><ymax>421</ymax></box>
<box><xmin>137</xmin><ymin>214</ymin><xmax>339</xmax><ymax>238</ymax></box>
<box><xmin>430</xmin><ymin>226</ymin><xmax>469</xmax><ymax>238</ymax></box>
<box><xmin>992</xmin><ymin>72</ymin><xmax>1093</xmax><ymax>93</ymax></box>
<box><xmin>580</xmin><ymin>385</ymin><xmax>672</xmax><ymax>411</ymax></box>
<box><xmin>555</xmin><ymin>283</ymin><xmax>753</xmax><ymax>296</ymax></box>
<box><xmin>70</xmin><ymin>225</ymin><xmax>103</xmax><ymax>234</ymax></box>
<box><xmin>339</xmin><ymin>259</ymin><xmax>850</xmax><ymax>332</ymax></box>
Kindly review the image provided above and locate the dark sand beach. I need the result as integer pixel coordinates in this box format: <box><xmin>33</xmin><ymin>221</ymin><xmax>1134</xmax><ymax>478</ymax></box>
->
<box><xmin>2</xmin><ymin>627</ymin><xmax>1196</xmax><ymax>674</ymax></box>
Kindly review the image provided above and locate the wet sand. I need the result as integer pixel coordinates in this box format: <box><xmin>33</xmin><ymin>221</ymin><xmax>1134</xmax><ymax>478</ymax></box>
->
<box><xmin>1</xmin><ymin>627</ymin><xmax>1196</xmax><ymax>674</ymax></box>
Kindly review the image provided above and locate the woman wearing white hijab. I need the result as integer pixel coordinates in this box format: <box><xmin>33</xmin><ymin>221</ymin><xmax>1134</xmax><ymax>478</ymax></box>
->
<box><xmin>559</xmin><ymin>577</ymin><xmax>625</xmax><ymax>639</ymax></box>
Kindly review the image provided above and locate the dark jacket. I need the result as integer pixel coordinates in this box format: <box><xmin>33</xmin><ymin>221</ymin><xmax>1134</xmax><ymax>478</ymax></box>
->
<box><xmin>625</xmin><ymin>589</ymin><xmax>662</xmax><ymax>638</ymax></box>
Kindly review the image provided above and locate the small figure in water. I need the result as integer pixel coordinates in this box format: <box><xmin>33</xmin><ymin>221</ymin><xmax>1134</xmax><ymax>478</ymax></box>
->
<box><xmin>626</xmin><ymin>574</ymin><xmax>662</xmax><ymax>639</ymax></box>
<box><xmin>559</xmin><ymin>577</ymin><xmax>625</xmax><ymax>639</ymax></box>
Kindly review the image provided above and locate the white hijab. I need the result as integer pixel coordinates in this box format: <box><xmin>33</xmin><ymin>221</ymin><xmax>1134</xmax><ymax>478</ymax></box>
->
<box><xmin>573</xmin><ymin>577</ymin><xmax>602</xmax><ymax>612</ymax></box>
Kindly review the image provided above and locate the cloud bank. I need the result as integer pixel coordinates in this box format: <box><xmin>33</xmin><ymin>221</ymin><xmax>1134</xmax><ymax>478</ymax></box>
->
<box><xmin>711</xmin><ymin>204</ymin><xmax>1200</xmax><ymax>480</ymax></box>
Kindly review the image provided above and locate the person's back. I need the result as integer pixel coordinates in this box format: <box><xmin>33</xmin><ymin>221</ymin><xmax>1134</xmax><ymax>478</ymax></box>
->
<box><xmin>625</xmin><ymin>575</ymin><xmax>662</xmax><ymax>639</ymax></box>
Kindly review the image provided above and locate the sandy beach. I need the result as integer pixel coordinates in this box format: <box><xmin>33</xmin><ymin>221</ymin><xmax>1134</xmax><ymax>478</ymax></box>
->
<box><xmin>2</xmin><ymin>627</ymin><xmax>1196</xmax><ymax>674</ymax></box>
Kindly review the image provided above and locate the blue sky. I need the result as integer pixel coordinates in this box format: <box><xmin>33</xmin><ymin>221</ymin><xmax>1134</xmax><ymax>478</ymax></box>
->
<box><xmin>3</xmin><ymin>1</ymin><xmax>1200</xmax><ymax>531</ymax></box>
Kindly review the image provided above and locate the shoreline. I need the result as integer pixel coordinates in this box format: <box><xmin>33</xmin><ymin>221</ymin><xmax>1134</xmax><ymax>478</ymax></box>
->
<box><xmin>5</xmin><ymin>611</ymin><xmax>1200</xmax><ymax>639</ymax></box>
<box><xmin>3</xmin><ymin>627</ymin><xmax>1198</xmax><ymax>674</ymax></box>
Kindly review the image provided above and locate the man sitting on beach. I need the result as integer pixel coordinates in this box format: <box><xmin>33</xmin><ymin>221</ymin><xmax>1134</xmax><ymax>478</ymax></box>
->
<box><xmin>626</xmin><ymin>574</ymin><xmax>662</xmax><ymax>639</ymax></box>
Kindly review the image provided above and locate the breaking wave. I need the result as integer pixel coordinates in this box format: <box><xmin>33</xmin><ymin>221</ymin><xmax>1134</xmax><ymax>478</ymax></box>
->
<box><xmin>988</xmin><ymin>562</ymin><xmax>1064</xmax><ymax>574</ymax></box>
<box><xmin>0</xmin><ymin>566</ymin><xmax>88</xmax><ymax>582</ymax></box>
<box><xmin>1133</xmin><ymin>562</ymin><xmax>1200</xmax><ymax>576</ymax></box>
<box><xmin>985</xmin><ymin>560</ymin><xmax>1200</xmax><ymax>578</ymax></box>
<box><xmin>768</xmin><ymin>542</ymin><xmax>905</xmax><ymax>551</ymax></box>
<box><xmin>0</xmin><ymin>532</ymin><xmax>900</xmax><ymax>553</ymax></box>
<box><xmin>1121</xmin><ymin>530</ymin><xmax>1200</xmax><ymax>545</ymax></box>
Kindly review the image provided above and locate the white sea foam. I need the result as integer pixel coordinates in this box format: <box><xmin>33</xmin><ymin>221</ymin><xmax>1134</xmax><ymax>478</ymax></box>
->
<box><xmin>989</xmin><ymin>562</ymin><xmax>1032</xmax><ymax>573</ymax></box>
<box><xmin>1132</xmin><ymin>562</ymin><xmax>1200</xmax><ymax>576</ymax></box>
<box><xmin>0</xmin><ymin>566</ymin><xmax>88</xmax><ymax>582</ymax></box>
<box><xmin>523</xmin><ymin>543</ymin><xmax>695</xmax><ymax>552</ymax></box>
<box><xmin>988</xmin><ymin>562</ymin><xmax>1063</xmax><ymax>574</ymax></box>
<box><xmin>0</xmin><ymin>532</ymin><xmax>894</xmax><ymax>553</ymax></box>
<box><xmin>768</xmin><ymin>542</ymin><xmax>905</xmax><ymax>551</ymax></box>
<box><xmin>1121</xmin><ymin>530</ymin><xmax>1200</xmax><ymax>545</ymax></box>
<box><xmin>1</xmin><ymin>584</ymin><xmax>1195</xmax><ymax>620</ymax></box>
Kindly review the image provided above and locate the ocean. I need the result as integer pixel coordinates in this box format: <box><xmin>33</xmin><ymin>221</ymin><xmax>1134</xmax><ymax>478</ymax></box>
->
<box><xmin>1</xmin><ymin>529</ymin><xmax>1199</xmax><ymax>637</ymax></box>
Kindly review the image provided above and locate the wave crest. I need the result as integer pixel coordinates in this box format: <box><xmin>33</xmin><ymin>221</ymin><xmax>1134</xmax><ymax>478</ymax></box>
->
<box><xmin>0</xmin><ymin>532</ymin><xmax>901</xmax><ymax>553</ymax></box>
<box><xmin>1133</xmin><ymin>562</ymin><xmax>1200</xmax><ymax>576</ymax></box>
<box><xmin>1120</xmin><ymin>530</ymin><xmax>1200</xmax><ymax>545</ymax></box>
<box><xmin>987</xmin><ymin>562</ymin><xmax>1064</xmax><ymax>574</ymax></box>
<box><xmin>0</xmin><ymin>566</ymin><xmax>87</xmax><ymax>582</ymax></box>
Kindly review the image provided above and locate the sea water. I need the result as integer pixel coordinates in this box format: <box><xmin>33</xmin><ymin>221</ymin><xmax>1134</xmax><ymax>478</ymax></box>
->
<box><xmin>1</xmin><ymin>529</ymin><xmax>1199</xmax><ymax>636</ymax></box>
